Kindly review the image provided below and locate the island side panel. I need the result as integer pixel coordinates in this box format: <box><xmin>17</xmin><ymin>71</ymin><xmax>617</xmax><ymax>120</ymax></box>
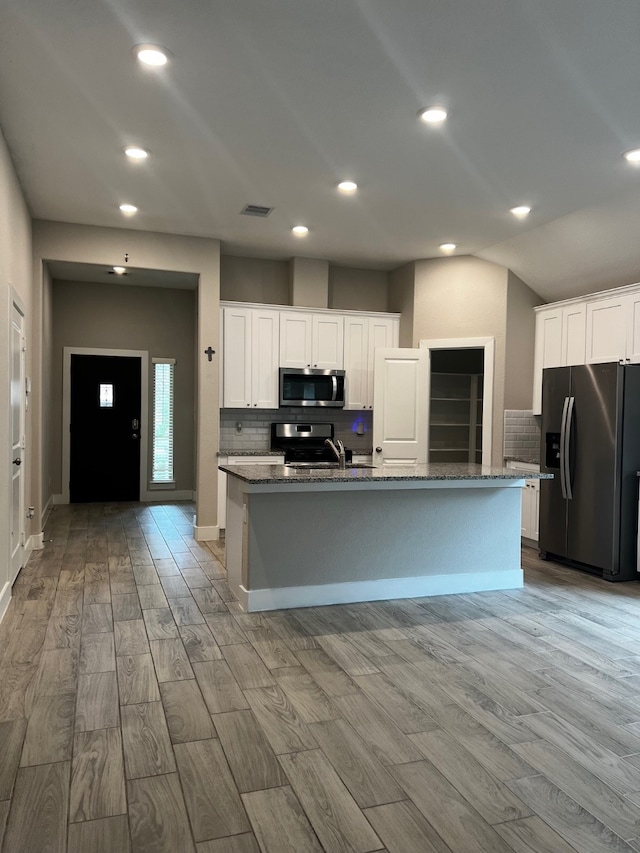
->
<box><xmin>240</xmin><ymin>484</ymin><xmax>522</xmax><ymax>610</ymax></box>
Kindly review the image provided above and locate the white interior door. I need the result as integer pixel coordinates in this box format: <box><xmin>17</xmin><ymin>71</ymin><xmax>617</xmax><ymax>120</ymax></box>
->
<box><xmin>10</xmin><ymin>296</ymin><xmax>26</xmax><ymax>583</ymax></box>
<box><xmin>372</xmin><ymin>348</ymin><xmax>429</xmax><ymax>464</ymax></box>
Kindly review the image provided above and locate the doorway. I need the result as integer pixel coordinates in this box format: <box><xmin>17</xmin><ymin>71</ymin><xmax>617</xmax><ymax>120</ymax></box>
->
<box><xmin>62</xmin><ymin>347</ymin><xmax>149</xmax><ymax>503</ymax></box>
<box><xmin>420</xmin><ymin>337</ymin><xmax>494</xmax><ymax>465</ymax></box>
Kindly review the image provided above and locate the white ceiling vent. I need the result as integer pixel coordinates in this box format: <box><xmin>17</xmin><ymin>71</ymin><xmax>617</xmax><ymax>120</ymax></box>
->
<box><xmin>241</xmin><ymin>204</ymin><xmax>273</xmax><ymax>217</ymax></box>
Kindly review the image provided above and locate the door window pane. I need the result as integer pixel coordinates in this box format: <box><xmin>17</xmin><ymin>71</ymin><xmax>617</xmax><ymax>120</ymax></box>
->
<box><xmin>99</xmin><ymin>384</ymin><xmax>114</xmax><ymax>408</ymax></box>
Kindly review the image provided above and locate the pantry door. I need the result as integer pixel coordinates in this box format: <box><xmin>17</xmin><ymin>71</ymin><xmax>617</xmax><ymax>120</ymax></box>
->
<box><xmin>372</xmin><ymin>348</ymin><xmax>429</xmax><ymax>464</ymax></box>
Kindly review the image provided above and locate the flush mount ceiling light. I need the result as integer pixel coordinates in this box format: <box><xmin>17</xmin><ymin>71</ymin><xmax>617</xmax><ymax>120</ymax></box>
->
<box><xmin>292</xmin><ymin>225</ymin><xmax>309</xmax><ymax>237</ymax></box>
<box><xmin>623</xmin><ymin>148</ymin><xmax>640</xmax><ymax>163</ymax></box>
<box><xmin>119</xmin><ymin>203</ymin><xmax>138</xmax><ymax>215</ymax></box>
<box><xmin>419</xmin><ymin>106</ymin><xmax>448</xmax><ymax>124</ymax></box>
<box><xmin>510</xmin><ymin>205</ymin><xmax>531</xmax><ymax>218</ymax></box>
<box><xmin>439</xmin><ymin>242</ymin><xmax>457</xmax><ymax>253</ymax></box>
<box><xmin>124</xmin><ymin>146</ymin><xmax>149</xmax><ymax>161</ymax></box>
<box><xmin>112</xmin><ymin>266</ymin><xmax>126</xmax><ymax>275</ymax></box>
<box><xmin>134</xmin><ymin>44</ymin><xmax>171</xmax><ymax>66</ymax></box>
<box><xmin>337</xmin><ymin>180</ymin><xmax>358</xmax><ymax>193</ymax></box>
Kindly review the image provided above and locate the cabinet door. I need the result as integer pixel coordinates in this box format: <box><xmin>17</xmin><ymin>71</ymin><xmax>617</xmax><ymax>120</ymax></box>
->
<box><xmin>626</xmin><ymin>292</ymin><xmax>640</xmax><ymax>363</ymax></box>
<box><xmin>343</xmin><ymin>316</ymin><xmax>369</xmax><ymax>410</ymax></box>
<box><xmin>279</xmin><ymin>312</ymin><xmax>313</xmax><ymax>367</ymax></box>
<box><xmin>520</xmin><ymin>483</ymin><xmax>531</xmax><ymax>538</ymax></box>
<box><xmin>531</xmin><ymin>480</ymin><xmax>540</xmax><ymax>541</ymax></box>
<box><xmin>586</xmin><ymin>297</ymin><xmax>626</xmax><ymax>363</ymax></box>
<box><xmin>367</xmin><ymin>318</ymin><xmax>398</xmax><ymax>409</ymax></box>
<box><xmin>251</xmin><ymin>309</ymin><xmax>280</xmax><ymax>408</ymax></box>
<box><xmin>562</xmin><ymin>304</ymin><xmax>586</xmax><ymax>365</ymax></box>
<box><xmin>532</xmin><ymin>308</ymin><xmax>563</xmax><ymax>414</ymax></box>
<box><xmin>223</xmin><ymin>307</ymin><xmax>252</xmax><ymax>408</ymax></box>
<box><xmin>311</xmin><ymin>314</ymin><xmax>344</xmax><ymax>369</ymax></box>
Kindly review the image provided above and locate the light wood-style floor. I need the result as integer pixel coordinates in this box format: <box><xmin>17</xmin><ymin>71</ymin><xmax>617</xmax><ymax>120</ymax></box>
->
<box><xmin>3</xmin><ymin>504</ymin><xmax>640</xmax><ymax>851</ymax></box>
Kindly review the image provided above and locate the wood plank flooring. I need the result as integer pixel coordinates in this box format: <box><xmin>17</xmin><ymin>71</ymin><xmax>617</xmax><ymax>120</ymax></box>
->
<box><xmin>5</xmin><ymin>504</ymin><xmax>640</xmax><ymax>850</ymax></box>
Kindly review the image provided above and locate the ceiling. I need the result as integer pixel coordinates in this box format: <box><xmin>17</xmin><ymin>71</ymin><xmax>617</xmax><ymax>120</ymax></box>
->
<box><xmin>2</xmin><ymin>0</ymin><xmax>640</xmax><ymax>302</ymax></box>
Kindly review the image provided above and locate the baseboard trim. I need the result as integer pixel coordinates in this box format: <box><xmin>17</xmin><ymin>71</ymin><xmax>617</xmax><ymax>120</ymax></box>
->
<box><xmin>0</xmin><ymin>581</ymin><xmax>11</xmax><ymax>624</ymax></box>
<box><xmin>194</xmin><ymin>524</ymin><xmax>219</xmax><ymax>542</ymax></box>
<box><xmin>27</xmin><ymin>532</ymin><xmax>44</xmax><ymax>552</ymax></box>
<box><xmin>41</xmin><ymin>495</ymin><xmax>53</xmax><ymax>528</ymax></box>
<box><xmin>239</xmin><ymin>569</ymin><xmax>524</xmax><ymax>612</ymax></box>
<box><xmin>143</xmin><ymin>489</ymin><xmax>195</xmax><ymax>502</ymax></box>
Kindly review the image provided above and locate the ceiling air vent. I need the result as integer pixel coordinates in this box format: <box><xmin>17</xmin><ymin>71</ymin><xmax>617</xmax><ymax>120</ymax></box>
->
<box><xmin>241</xmin><ymin>204</ymin><xmax>273</xmax><ymax>217</ymax></box>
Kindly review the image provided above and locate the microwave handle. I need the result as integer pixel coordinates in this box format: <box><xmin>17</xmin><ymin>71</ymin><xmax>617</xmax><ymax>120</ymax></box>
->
<box><xmin>331</xmin><ymin>375</ymin><xmax>338</xmax><ymax>401</ymax></box>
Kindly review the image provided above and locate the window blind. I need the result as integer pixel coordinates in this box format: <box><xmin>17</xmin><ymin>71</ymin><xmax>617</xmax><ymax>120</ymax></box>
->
<box><xmin>152</xmin><ymin>359</ymin><xmax>175</xmax><ymax>483</ymax></box>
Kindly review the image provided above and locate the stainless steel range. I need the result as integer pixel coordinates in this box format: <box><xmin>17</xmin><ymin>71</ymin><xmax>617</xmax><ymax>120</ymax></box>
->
<box><xmin>271</xmin><ymin>422</ymin><xmax>353</xmax><ymax>468</ymax></box>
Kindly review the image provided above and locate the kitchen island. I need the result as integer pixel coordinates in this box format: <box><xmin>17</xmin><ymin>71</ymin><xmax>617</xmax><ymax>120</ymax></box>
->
<box><xmin>219</xmin><ymin>462</ymin><xmax>551</xmax><ymax>612</ymax></box>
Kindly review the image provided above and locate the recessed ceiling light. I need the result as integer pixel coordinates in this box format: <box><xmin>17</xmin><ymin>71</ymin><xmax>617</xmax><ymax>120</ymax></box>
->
<box><xmin>337</xmin><ymin>181</ymin><xmax>358</xmax><ymax>193</ymax></box>
<box><xmin>134</xmin><ymin>44</ymin><xmax>171</xmax><ymax>67</ymax></box>
<box><xmin>112</xmin><ymin>266</ymin><xmax>126</xmax><ymax>275</ymax></box>
<box><xmin>419</xmin><ymin>106</ymin><xmax>448</xmax><ymax>124</ymax></box>
<box><xmin>119</xmin><ymin>203</ymin><xmax>138</xmax><ymax>215</ymax></box>
<box><xmin>124</xmin><ymin>146</ymin><xmax>149</xmax><ymax>161</ymax></box>
<box><xmin>510</xmin><ymin>205</ymin><xmax>531</xmax><ymax>218</ymax></box>
<box><xmin>623</xmin><ymin>148</ymin><xmax>640</xmax><ymax>163</ymax></box>
<box><xmin>292</xmin><ymin>225</ymin><xmax>309</xmax><ymax>237</ymax></box>
<box><xmin>439</xmin><ymin>242</ymin><xmax>457</xmax><ymax>253</ymax></box>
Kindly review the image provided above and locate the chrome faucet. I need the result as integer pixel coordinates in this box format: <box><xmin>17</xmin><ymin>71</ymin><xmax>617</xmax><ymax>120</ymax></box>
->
<box><xmin>325</xmin><ymin>437</ymin><xmax>346</xmax><ymax>469</ymax></box>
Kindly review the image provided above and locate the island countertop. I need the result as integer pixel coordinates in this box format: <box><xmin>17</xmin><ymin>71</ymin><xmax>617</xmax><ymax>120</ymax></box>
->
<box><xmin>219</xmin><ymin>461</ymin><xmax>553</xmax><ymax>486</ymax></box>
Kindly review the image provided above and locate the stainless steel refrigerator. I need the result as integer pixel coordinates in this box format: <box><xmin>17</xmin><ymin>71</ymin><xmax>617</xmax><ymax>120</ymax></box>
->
<box><xmin>539</xmin><ymin>362</ymin><xmax>640</xmax><ymax>581</ymax></box>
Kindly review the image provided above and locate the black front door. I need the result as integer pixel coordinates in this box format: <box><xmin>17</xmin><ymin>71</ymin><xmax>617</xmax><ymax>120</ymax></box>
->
<box><xmin>70</xmin><ymin>354</ymin><xmax>141</xmax><ymax>502</ymax></box>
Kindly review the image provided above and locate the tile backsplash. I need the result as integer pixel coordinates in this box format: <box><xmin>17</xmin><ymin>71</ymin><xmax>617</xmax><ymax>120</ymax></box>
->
<box><xmin>220</xmin><ymin>408</ymin><xmax>374</xmax><ymax>453</ymax></box>
<box><xmin>503</xmin><ymin>409</ymin><xmax>541</xmax><ymax>461</ymax></box>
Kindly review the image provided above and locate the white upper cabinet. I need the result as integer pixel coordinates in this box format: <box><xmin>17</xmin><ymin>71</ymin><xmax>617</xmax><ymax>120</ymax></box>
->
<box><xmin>279</xmin><ymin>311</ymin><xmax>344</xmax><ymax>369</ymax></box>
<box><xmin>222</xmin><ymin>306</ymin><xmax>279</xmax><ymax>408</ymax></box>
<box><xmin>312</xmin><ymin>313</ymin><xmax>344</xmax><ymax>369</ymax></box>
<box><xmin>626</xmin><ymin>292</ymin><xmax>640</xmax><ymax>363</ymax></box>
<box><xmin>278</xmin><ymin>312</ymin><xmax>313</xmax><ymax>368</ymax></box>
<box><xmin>533</xmin><ymin>303</ymin><xmax>586</xmax><ymax>413</ymax></box>
<box><xmin>533</xmin><ymin>282</ymin><xmax>640</xmax><ymax>414</ymax></box>
<box><xmin>344</xmin><ymin>315</ymin><xmax>399</xmax><ymax>409</ymax></box>
<box><xmin>585</xmin><ymin>295</ymin><xmax>626</xmax><ymax>364</ymax></box>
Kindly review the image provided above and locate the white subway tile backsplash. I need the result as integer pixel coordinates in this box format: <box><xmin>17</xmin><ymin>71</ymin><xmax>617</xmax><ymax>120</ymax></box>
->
<box><xmin>503</xmin><ymin>409</ymin><xmax>540</xmax><ymax>461</ymax></box>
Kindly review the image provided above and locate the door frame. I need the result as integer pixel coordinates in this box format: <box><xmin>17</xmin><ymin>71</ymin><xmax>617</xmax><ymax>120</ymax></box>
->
<box><xmin>62</xmin><ymin>347</ymin><xmax>149</xmax><ymax>504</ymax></box>
<box><xmin>9</xmin><ymin>287</ymin><xmax>27</xmax><ymax>583</ymax></box>
<box><xmin>419</xmin><ymin>337</ymin><xmax>494</xmax><ymax>466</ymax></box>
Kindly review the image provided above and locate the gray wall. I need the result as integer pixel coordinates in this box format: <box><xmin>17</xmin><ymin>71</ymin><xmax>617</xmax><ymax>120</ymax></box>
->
<box><xmin>50</xmin><ymin>280</ymin><xmax>196</xmax><ymax>494</ymax></box>
<box><xmin>221</xmin><ymin>255</ymin><xmax>391</xmax><ymax>312</ymax></box>
<box><xmin>505</xmin><ymin>270</ymin><xmax>542</xmax><ymax>409</ymax></box>
<box><xmin>329</xmin><ymin>266</ymin><xmax>389</xmax><ymax>312</ymax></box>
<box><xmin>411</xmin><ymin>256</ymin><xmax>508</xmax><ymax>466</ymax></box>
<box><xmin>42</xmin><ymin>265</ymin><xmax>53</xmax><ymax>510</ymax></box>
<box><xmin>389</xmin><ymin>263</ymin><xmax>415</xmax><ymax>347</ymax></box>
<box><xmin>221</xmin><ymin>256</ymin><xmax>289</xmax><ymax>304</ymax></box>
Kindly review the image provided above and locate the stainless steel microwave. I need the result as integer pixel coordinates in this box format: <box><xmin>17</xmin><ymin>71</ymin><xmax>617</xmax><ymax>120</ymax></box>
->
<box><xmin>279</xmin><ymin>367</ymin><xmax>346</xmax><ymax>408</ymax></box>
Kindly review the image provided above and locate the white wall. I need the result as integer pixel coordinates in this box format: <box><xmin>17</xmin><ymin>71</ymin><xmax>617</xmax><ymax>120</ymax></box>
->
<box><xmin>0</xmin><ymin>126</ymin><xmax>33</xmax><ymax>619</ymax></box>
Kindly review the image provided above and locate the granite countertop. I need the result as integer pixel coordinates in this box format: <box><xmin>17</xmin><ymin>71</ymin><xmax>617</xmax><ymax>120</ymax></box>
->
<box><xmin>504</xmin><ymin>456</ymin><xmax>540</xmax><ymax>465</ymax></box>
<box><xmin>220</xmin><ymin>461</ymin><xmax>553</xmax><ymax>485</ymax></box>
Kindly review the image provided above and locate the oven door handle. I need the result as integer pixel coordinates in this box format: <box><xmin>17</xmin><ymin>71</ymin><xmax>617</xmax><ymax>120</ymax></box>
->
<box><xmin>331</xmin><ymin>375</ymin><xmax>338</xmax><ymax>401</ymax></box>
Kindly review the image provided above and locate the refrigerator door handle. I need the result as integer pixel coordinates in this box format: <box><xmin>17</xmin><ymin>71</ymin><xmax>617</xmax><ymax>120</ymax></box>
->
<box><xmin>564</xmin><ymin>395</ymin><xmax>575</xmax><ymax>500</ymax></box>
<box><xmin>559</xmin><ymin>396</ymin><xmax>569</xmax><ymax>499</ymax></box>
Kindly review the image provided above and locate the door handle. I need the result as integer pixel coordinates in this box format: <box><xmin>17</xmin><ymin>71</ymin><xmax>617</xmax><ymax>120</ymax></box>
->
<box><xmin>564</xmin><ymin>396</ymin><xmax>575</xmax><ymax>500</ymax></box>
<box><xmin>12</xmin><ymin>458</ymin><xmax>21</xmax><ymax>466</ymax></box>
<box><xmin>132</xmin><ymin>418</ymin><xmax>139</xmax><ymax>430</ymax></box>
<box><xmin>559</xmin><ymin>396</ymin><xmax>569</xmax><ymax>499</ymax></box>
<box><xmin>375</xmin><ymin>447</ymin><xmax>382</xmax><ymax>453</ymax></box>
<box><xmin>132</xmin><ymin>433</ymin><xmax>139</xmax><ymax>440</ymax></box>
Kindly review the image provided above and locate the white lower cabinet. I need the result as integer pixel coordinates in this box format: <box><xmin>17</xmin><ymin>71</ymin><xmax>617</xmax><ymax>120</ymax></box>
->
<box><xmin>506</xmin><ymin>461</ymin><xmax>540</xmax><ymax>542</ymax></box>
<box><xmin>217</xmin><ymin>455</ymin><xmax>284</xmax><ymax>531</ymax></box>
